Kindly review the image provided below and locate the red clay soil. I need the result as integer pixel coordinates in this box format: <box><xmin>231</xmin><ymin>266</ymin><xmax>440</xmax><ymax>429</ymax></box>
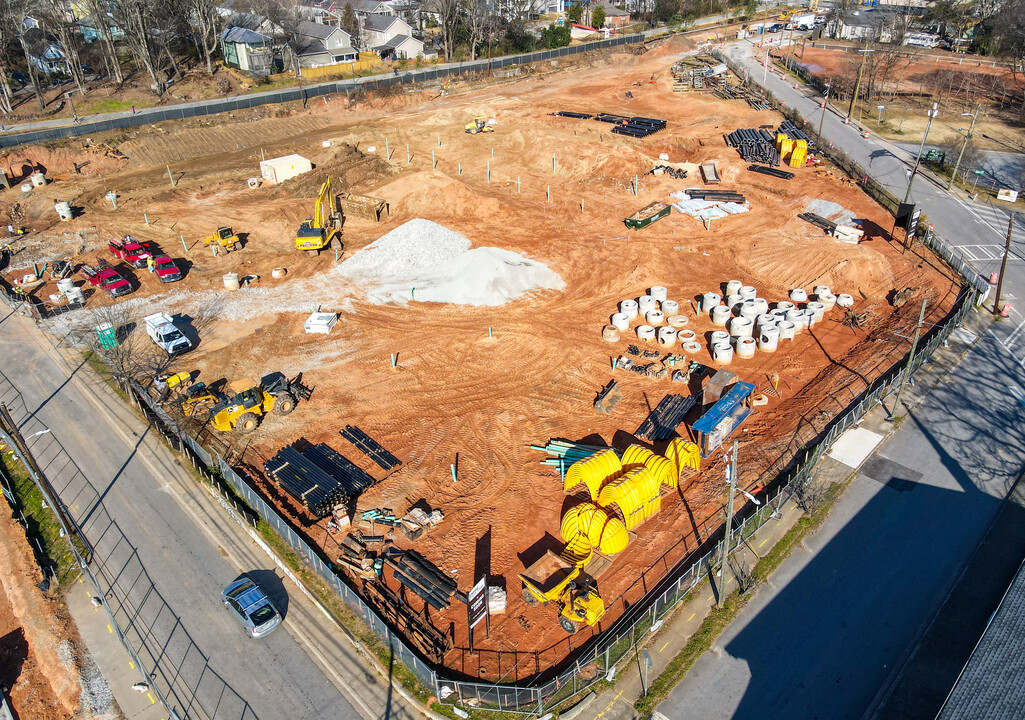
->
<box><xmin>4</xmin><ymin>35</ymin><xmax>964</xmax><ymax>682</ymax></box>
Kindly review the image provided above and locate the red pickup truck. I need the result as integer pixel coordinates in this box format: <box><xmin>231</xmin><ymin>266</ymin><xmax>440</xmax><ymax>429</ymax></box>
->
<box><xmin>108</xmin><ymin>236</ymin><xmax>155</xmax><ymax>268</ymax></box>
<box><xmin>80</xmin><ymin>261</ymin><xmax>133</xmax><ymax>298</ymax></box>
<box><xmin>152</xmin><ymin>255</ymin><xmax>182</xmax><ymax>283</ymax></box>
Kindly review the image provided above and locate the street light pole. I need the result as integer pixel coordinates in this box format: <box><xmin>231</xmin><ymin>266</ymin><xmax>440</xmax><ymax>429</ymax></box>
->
<box><xmin>846</xmin><ymin>47</ymin><xmax>873</xmax><ymax>123</ymax></box>
<box><xmin>902</xmin><ymin>102</ymin><xmax>939</xmax><ymax>205</ymax></box>
<box><xmin>947</xmin><ymin>102</ymin><xmax>982</xmax><ymax>191</ymax></box>
<box><xmin>716</xmin><ymin>439</ymin><xmax>740</xmax><ymax>588</ymax></box>
<box><xmin>818</xmin><ymin>82</ymin><xmax>830</xmax><ymax>138</ymax></box>
<box><xmin>995</xmin><ymin>213</ymin><xmax>1014</xmax><ymax>314</ymax></box>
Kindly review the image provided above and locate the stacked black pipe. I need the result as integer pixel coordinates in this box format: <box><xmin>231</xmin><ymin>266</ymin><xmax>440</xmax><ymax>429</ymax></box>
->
<box><xmin>340</xmin><ymin>425</ymin><xmax>401</xmax><ymax>470</ymax></box>
<box><xmin>777</xmin><ymin>120</ymin><xmax>814</xmax><ymax>147</ymax></box>
<box><xmin>685</xmin><ymin>188</ymin><xmax>746</xmax><ymax>203</ymax></box>
<box><xmin>266</xmin><ymin>441</ymin><xmax>376</xmax><ymax>517</ymax></box>
<box><xmin>384</xmin><ymin>548</ymin><xmax>459</xmax><ymax>611</ymax></box>
<box><xmin>557</xmin><ymin>111</ymin><xmax>667</xmax><ymax>138</ymax></box>
<box><xmin>724</xmin><ymin>127</ymin><xmax>780</xmax><ymax>166</ymax></box>
<box><xmin>636</xmin><ymin>394</ymin><xmax>698</xmax><ymax>441</ymax></box>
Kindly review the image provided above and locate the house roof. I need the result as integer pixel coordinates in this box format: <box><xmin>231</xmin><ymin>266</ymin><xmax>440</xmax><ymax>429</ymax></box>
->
<box><xmin>839</xmin><ymin>10</ymin><xmax>888</xmax><ymax>28</ymax></box>
<box><xmin>363</xmin><ymin>12</ymin><xmax>399</xmax><ymax>32</ymax></box>
<box><xmin>597</xmin><ymin>3</ymin><xmax>629</xmax><ymax>16</ymax></box>
<box><xmin>373</xmin><ymin>33</ymin><xmax>421</xmax><ymax>51</ymax></box>
<box><xmin>294</xmin><ymin>36</ymin><xmax>329</xmax><ymax>55</ymax></box>
<box><xmin>937</xmin><ymin>558</ymin><xmax>1025</xmax><ymax>720</ymax></box>
<box><xmin>297</xmin><ymin>19</ymin><xmax>344</xmax><ymax>39</ymax></box>
<box><xmin>221</xmin><ymin>26</ymin><xmax>271</xmax><ymax>44</ymax></box>
<box><xmin>353</xmin><ymin>0</ymin><xmax>388</xmax><ymax>13</ymax></box>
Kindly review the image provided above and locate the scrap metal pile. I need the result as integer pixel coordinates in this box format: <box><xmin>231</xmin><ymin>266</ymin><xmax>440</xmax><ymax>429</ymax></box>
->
<box><xmin>266</xmin><ymin>441</ymin><xmax>378</xmax><ymax>517</ymax></box>
<box><xmin>554</xmin><ymin>111</ymin><xmax>667</xmax><ymax>138</ymax></box>
<box><xmin>671</xmin><ymin>53</ymin><xmax>725</xmax><ymax>92</ymax></box>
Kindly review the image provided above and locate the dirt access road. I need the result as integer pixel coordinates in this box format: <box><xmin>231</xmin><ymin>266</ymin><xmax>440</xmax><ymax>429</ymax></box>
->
<box><xmin>1</xmin><ymin>34</ymin><xmax>964</xmax><ymax>682</ymax></box>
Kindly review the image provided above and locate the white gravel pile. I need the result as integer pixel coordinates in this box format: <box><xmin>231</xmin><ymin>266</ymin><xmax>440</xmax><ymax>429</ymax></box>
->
<box><xmin>336</xmin><ymin>219</ymin><xmax>564</xmax><ymax>306</ymax></box>
<box><xmin>805</xmin><ymin>198</ymin><xmax>857</xmax><ymax>227</ymax></box>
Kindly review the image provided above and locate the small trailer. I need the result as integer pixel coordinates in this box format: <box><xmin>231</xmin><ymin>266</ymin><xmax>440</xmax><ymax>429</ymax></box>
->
<box><xmin>625</xmin><ymin>201</ymin><xmax>671</xmax><ymax>230</ymax></box>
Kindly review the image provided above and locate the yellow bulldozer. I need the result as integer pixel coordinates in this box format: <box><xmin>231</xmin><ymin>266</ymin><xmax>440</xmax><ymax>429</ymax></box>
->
<box><xmin>464</xmin><ymin>117</ymin><xmax>493</xmax><ymax>135</ymax></box>
<box><xmin>296</xmin><ymin>178</ymin><xmax>342</xmax><ymax>255</ymax></box>
<box><xmin>182</xmin><ymin>372</ymin><xmax>313</xmax><ymax>434</ymax></box>
<box><xmin>202</xmin><ymin>226</ymin><xmax>240</xmax><ymax>255</ymax></box>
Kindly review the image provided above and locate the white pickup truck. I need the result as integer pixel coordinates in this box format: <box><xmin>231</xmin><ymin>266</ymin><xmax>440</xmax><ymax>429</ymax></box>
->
<box><xmin>144</xmin><ymin>313</ymin><xmax>192</xmax><ymax>355</ymax></box>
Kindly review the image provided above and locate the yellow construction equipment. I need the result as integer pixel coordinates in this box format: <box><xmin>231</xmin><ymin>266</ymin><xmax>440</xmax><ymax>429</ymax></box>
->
<box><xmin>152</xmin><ymin>371</ymin><xmax>194</xmax><ymax>402</ymax></box>
<box><xmin>464</xmin><ymin>117</ymin><xmax>493</xmax><ymax>135</ymax></box>
<box><xmin>518</xmin><ymin>549</ymin><xmax>609</xmax><ymax>634</ymax></box>
<box><xmin>296</xmin><ymin>178</ymin><xmax>342</xmax><ymax>255</ymax></box>
<box><xmin>182</xmin><ymin>372</ymin><xmax>310</xmax><ymax>433</ymax></box>
<box><xmin>202</xmin><ymin>226</ymin><xmax>240</xmax><ymax>255</ymax></box>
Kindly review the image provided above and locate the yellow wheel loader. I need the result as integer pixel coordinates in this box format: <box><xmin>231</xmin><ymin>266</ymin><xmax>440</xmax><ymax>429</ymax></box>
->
<box><xmin>296</xmin><ymin>178</ymin><xmax>342</xmax><ymax>255</ymax></box>
<box><xmin>518</xmin><ymin>549</ymin><xmax>608</xmax><ymax>634</ymax></box>
<box><xmin>464</xmin><ymin>117</ymin><xmax>493</xmax><ymax>135</ymax></box>
<box><xmin>182</xmin><ymin>372</ymin><xmax>313</xmax><ymax>434</ymax></box>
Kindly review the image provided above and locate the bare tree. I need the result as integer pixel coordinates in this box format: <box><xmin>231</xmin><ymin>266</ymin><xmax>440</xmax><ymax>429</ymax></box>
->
<box><xmin>187</xmin><ymin>0</ymin><xmax>222</xmax><ymax>74</ymax></box>
<box><xmin>110</xmin><ymin>0</ymin><xmax>163</xmax><ymax>94</ymax></box>
<box><xmin>436</xmin><ymin>0</ymin><xmax>460</xmax><ymax>60</ymax></box>
<box><xmin>464</xmin><ymin>0</ymin><xmax>493</xmax><ymax>60</ymax></box>
<box><xmin>0</xmin><ymin>1</ymin><xmax>20</xmax><ymax>113</ymax></box>
<box><xmin>14</xmin><ymin>7</ymin><xmax>46</xmax><ymax>110</ymax></box>
<box><xmin>37</xmin><ymin>0</ymin><xmax>86</xmax><ymax>94</ymax></box>
<box><xmin>81</xmin><ymin>0</ymin><xmax>124</xmax><ymax>84</ymax></box>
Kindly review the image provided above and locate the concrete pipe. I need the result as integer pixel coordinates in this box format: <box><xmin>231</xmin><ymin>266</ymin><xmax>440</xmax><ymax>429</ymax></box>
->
<box><xmin>272</xmin><ymin>267</ymin><xmax>288</xmax><ymax>279</ymax></box>
<box><xmin>740</xmin><ymin>285</ymin><xmax>757</xmax><ymax>300</ymax></box>
<box><xmin>678</xmin><ymin>329</ymin><xmax>697</xmax><ymax>342</ymax></box>
<box><xmin>638</xmin><ymin>295</ymin><xmax>658</xmax><ymax>314</ymax></box>
<box><xmin>30</xmin><ymin>172</ymin><xmax>46</xmax><ymax>187</ymax></box>
<box><xmin>730</xmin><ymin>316</ymin><xmax>754</xmax><ymax>338</ymax></box>
<box><xmin>818</xmin><ymin>292</ymin><xmax>836</xmax><ymax>311</ymax></box>
<box><xmin>712</xmin><ymin>341</ymin><xmax>734</xmax><ymax>364</ymax></box>
<box><xmin>758</xmin><ymin>325</ymin><xmax>780</xmax><ymax>352</ymax></box>
<box><xmin>603</xmin><ymin>325</ymin><xmax>621</xmax><ymax>342</ymax></box>
<box><xmin>726</xmin><ymin>279</ymin><xmax>743</xmax><ymax>296</ymax></box>
<box><xmin>650</xmin><ymin>286</ymin><xmax>668</xmax><ymax>302</ymax></box>
<box><xmin>682</xmin><ymin>341</ymin><xmax>702</xmax><ymax>354</ymax></box>
<box><xmin>740</xmin><ymin>300</ymin><xmax>760</xmax><ymax>320</ymax></box>
<box><xmin>611</xmin><ymin>313</ymin><xmax>631</xmax><ymax>331</ymax></box>
<box><xmin>778</xmin><ymin>320</ymin><xmax>797</xmax><ymax>340</ymax></box>
<box><xmin>753</xmin><ymin>298</ymin><xmax>770</xmax><ymax>315</ymax></box>
<box><xmin>56</xmin><ymin>278</ymin><xmax>76</xmax><ymax>294</ymax></box>
<box><xmin>637</xmin><ymin>325</ymin><xmax>656</xmax><ymax>342</ymax></box>
<box><xmin>790</xmin><ymin>288</ymin><xmax>808</xmax><ymax>303</ymax></box>
<box><xmin>771</xmin><ymin>309</ymin><xmax>788</xmax><ymax>324</ymax></box>
<box><xmin>775</xmin><ymin>300</ymin><xmax>795</xmax><ymax>314</ymax></box>
<box><xmin>710</xmin><ymin>305</ymin><xmax>731</xmax><ymax>326</ymax></box>
<box><xmin>813</xmin><ymin>285</ymin><xmax>831</xmax><ymax>297</ymax></box>
<box><xmin>736</xmin><ymin>337</ymin><xmax>757</xmax><ymax>358</ymax></box>
<box><xmin>658</xmin><ymin>326</ymin><xmax>678</xmax><ymax>347</ymax></box>
<box><xmin>702</xmin><ymin>292</ymin><xmax>722</xmax><ymax>311</ymax></box>
<box><xmin>620</xmin><ymin>299</ymin><xmax>639</xmax><ymax>318</ymax></box>
<box><xmin>661</xmin><ymin>299</ymin><xmax>679</xmax><ymax>316</ymax></box>
<box><xmin>786</xmin><ymin>308</ymin><xmax>806</xmax><ymax>331</ymax></box>
<box><xmin>726</xmin><ymin>294</ymin><xmax>743</xmax><ymax>310</ymax></box>
<box><xmin>806</xmin><ymin>302</ymin><xmax>825</xmax><ymax>324</ymax></box>
<box><xmin>757</xmin><ymin>314</ymin><xmax>777</xmax><ymax>330</ymax></box>
<box><xmin>646</xmin><ymin>310</ymin><xmax>665</xmax><ymax>326</ymax></box>
<box><xmin>711</xmin><ymin>330</ymin><xmax>730</xmax><ymax>346</ymax></box>
<box><xmin>223</xmin><ymin>272</ymin><xmax>240</xmax><ymax>291</ymax></box>
<box><xmin>667</xmin><ymin>314</ymin><xmax>690</xmax><ymax>328</ymax></box>
<box><xmin>836</xmin><ymin>293</ymin><xmax>855</xmax><ymax>308</ymax></box>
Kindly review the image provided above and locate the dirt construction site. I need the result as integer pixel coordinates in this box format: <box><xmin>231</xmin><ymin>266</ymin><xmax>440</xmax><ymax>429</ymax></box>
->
<box><xmin>0</xmin><ymin>35</ymin><xmax>966</xmax><ymax>683</ymax></box>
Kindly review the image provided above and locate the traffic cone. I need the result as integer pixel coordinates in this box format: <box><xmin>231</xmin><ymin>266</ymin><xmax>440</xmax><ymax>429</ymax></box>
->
<box><xmin>989</xmin><ymin>272</ymin><xmax>999</xmax><ymax>284</ymax></box>
<box><xmin>1002</xmin><ymin>303</ymin><xmax>1011</xmax><ymax>317</ymax></box>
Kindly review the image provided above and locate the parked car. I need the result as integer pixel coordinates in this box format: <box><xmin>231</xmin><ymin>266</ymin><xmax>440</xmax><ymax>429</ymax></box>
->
<box><xmin>222</xmin><ymin>577</ymin><xmax>282</xmax><ymax>638</ymax></box>
<box><xmin>144</xmin><ymin>312</ymin><xmax>192</xmax><ymax>355</ymax></box>
<box><xmin>80</xmin><ymin>261</ymin><xmax>133</xmax><ymax>298</ymax></box>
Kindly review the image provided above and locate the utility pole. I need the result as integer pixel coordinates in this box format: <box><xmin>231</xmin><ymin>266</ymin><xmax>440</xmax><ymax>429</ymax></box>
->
<box><xmin>903</xmin><ymin>102</ymin><xmax>939</xmax><ymax>205</ymax></box>
<box><xmin>948</xmin><ymin>102</ymin><xmax>982</xmax><ymax>191</ymax></box>
<box><xmin>995</xmin><ymin>213</ymin><xmax>1014</xmax><ymax>314</ymax></box>
<box><xmin>818</xmin><ymin>82</ymin><xmax>831</xmax><ymax>138</ymax></box>
<box><xmin>846</xmin><ymin>47</ymin><xmax>873</xmax><ymax>123</ymax></box>
<box><xmin>716</xmin><ymin>439</ymin><xmax>740</xmax><ymax>590</ymax></box>
<box><xmin>891</xmin><ymin>298</ymin><xmax>927</xmax><ymax>418</ymax></box>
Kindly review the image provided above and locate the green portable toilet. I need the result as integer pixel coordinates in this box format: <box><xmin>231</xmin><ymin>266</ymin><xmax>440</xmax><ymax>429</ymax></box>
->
<box><xmin>96</xmin><ymin>322</ymin><xmax>118</xmax><ymax>349</ymax></box>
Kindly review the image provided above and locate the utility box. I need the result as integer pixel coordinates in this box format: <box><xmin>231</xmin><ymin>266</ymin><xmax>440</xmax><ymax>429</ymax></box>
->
<box><xmin>259</xmin><ymin>154</ymin><xmax>312</xmax><ymax>185</ymax></box>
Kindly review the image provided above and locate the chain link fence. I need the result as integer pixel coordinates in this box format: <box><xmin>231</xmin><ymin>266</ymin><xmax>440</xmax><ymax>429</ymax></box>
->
<box><xmin>0</xmin><ymin>34</ymin><xmax>645</xmax><ymax>150</ymax></box>
<box><xmin>0</xmin><ymin>369</ymin><xmax>260</xmax><ymax>720</ymax></box>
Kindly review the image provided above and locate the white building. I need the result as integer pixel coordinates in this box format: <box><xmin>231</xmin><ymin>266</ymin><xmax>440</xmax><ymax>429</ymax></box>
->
<box><xmin>363</xmin><ymin>12</ymin><xmax>424</xmax><ymax>58</ymax></box>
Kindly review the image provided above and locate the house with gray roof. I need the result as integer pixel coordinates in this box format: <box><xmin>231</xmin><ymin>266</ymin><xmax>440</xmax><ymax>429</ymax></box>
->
<box><xmin>221</xmin><ymin>26</ymin><xmax>274</xmax><ymax>75</ymax></box>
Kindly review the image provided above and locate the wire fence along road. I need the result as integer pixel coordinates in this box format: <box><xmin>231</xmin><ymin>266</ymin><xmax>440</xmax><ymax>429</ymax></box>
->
<box><xmin>0</xmin><ymin>34</ymin><xmax>644</xmax><ymax>149</ymax></box>
<box><xmin>0</xmin><ymin>356</ymin><xmax>259</xmax><ymax>720</ymax></box>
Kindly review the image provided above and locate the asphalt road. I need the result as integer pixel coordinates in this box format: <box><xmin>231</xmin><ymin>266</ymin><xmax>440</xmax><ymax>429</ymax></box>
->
<box><xmin>657</xmin><ymin>318</ymin><xmax>1025</xmax><ymax>719</ymax></box>
<box><xmin>0</xmin><ymin>310</ymin><xmax>361</xmax><ymax>720</ymax></box>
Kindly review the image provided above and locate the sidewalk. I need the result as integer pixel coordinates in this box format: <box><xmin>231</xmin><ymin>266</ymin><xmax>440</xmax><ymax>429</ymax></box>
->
<box><xmin>575</xmin><ymin>308</ymin><xmax>990</xmax><ymax>720</ymax></box>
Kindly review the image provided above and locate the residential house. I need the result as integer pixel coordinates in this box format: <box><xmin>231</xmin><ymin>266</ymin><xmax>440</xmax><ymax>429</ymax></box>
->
<box><xmin>221</xmin><ymin>26</ymin><xmax>274</xmax><ymax>75</ymax></box>
<box><xmin>362</xmin><ymin>12</ymin><xmax>423</xmax><ymax>58</ymax></box>
<box><xmin>291</xmin><ymin>20</ymin><xmax>358</xmax><ymax>67</ymax></box>
<box><xmin>595</xmin><ymin>2</ymin><xmax>629</xmax><ymax>27</ymax></box>
<box><xmin>224</xmin><ymin>12</ymin><xmax>287</xmax><ymax>43</ymax></box>
<box><xmin>30</xmin><ymin>42</ymin><xmax>70</xmax><ymax>74</ymax></box>
<box><xmin>826</xmin><ymin>9</ymin><xmax>890</xmax><ymax>42</ymax></box>
<box><xmin>78</xmin><ymin>14</ymin><xmax>125</xmax><ymax>43</ymax></box>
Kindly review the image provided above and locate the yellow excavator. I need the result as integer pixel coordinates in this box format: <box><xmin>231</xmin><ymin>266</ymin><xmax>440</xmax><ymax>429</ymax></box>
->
<box><xmin>182</xmin><ymin>372</ymin><xmax>312</xmax><ymax>434</ymax></box>
<box><xmin>296</xmin><ymin>178</ymin><xmax>342</xmax><ymax>255</ymax></box>
<box><xmin>464</xmin><ymin>117</ymin><xmax>493</xmax><ymax>135</ymax></box>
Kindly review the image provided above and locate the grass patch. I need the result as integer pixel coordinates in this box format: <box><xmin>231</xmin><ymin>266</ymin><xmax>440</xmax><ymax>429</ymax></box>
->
<box><xmin>0</xmin><ymin>446</ymin><xmax>84</xmax><ymax>585</ymax></box>
<box><xmin>85</xmin><ymin>97</ymin><xmax>151</xmax><ymax>114</ymax></box>
<box><xmin>81</xmin><ymin>351</ymin><xmax>131</xmax><ymax>403</ymax></box>
<box><xmin>634</xmin><ymin>481</ymin><xmax>847</xmax><ymax>715</ymax></box>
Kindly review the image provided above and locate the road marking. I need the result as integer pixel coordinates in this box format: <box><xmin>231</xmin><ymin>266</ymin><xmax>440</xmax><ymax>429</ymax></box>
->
<box><xmin>687</xmin><ymin>612</ymin><xmax>696</xmax><ymax>622</ymax></box>
<box><xmin>660</xmin><ymin>641</ymin><xmax>670</xmax><ymax>653</ymax></box>
<box><xmin>147</xmin><ymin>692</ymin><xmax>155</xmax><ymax>704</ymax></box>
<box><xmin>128</xmin><ymin>661</ymin><xmax>134</xmax><ymax>670</ymax></box>
<box><xmin>593</xmin><ymin>690</ymin><xmax>623</xmax><ymax>720</ymax></box>
<box><xmin>107</xmin><ymin>624</ymin><xmax>113</xmax><ymax>633</ymax></box>
<box><xmin>759</xmin><ymin>538</ymin><xmax>769</xmax><ymax>548</ymax></box>
<box><xmin>987</xmin><ymin>327</ymin><xmax>1025</xmax><ymax>370</ymax></box>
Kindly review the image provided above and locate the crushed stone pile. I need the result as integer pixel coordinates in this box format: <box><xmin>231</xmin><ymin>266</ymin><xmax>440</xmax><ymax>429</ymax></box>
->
<box><xmin>804</xmin><ymin>198</ymin><xmax>857</xmax><ymax>227</ymax></box>
<box><xmin>335</xmin><ymin>218</ymin><xmax>565</xmax><ymax>306</ymax></box>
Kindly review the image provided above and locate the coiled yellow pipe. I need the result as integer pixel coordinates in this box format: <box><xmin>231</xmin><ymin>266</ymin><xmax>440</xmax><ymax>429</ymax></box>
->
<box><xmin>621</xmin><ymin>444</ymin><xmax>655</xmax><ymax>470</ymax></box>
<box><xmin>564</xmin><ymin>449</ymin><xmax>622</xmax><ymax>500</ymax></box>
<box><xmin>664</xmin><ymin>438</ymin><xmax>701</xmax><ymax>483</ymax></box>
<box><xmin>561</xmin><ymin>502</ymin><xmax>631</xmax><ymax>556</ymax></box>
<box><xmin>598</xmin><ymin>467</ymin><xmax>662</xmax><ymax>531</ymax></box>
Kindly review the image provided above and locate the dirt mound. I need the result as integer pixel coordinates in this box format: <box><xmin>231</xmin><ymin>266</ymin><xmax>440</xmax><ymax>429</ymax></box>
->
<box><xmin>0</xmin><ymin>145</ymin><xmax>125</xmax><ymax>181</ymax></box>
<box><xmin>278</xmin><ymin>143</ymin><xmax>396</xmax><ymax>198</ymax></box>
<box><xmin>381</xmin><ymin>171</ymin><xmax>505</xmax><ymax>220</ymax></box>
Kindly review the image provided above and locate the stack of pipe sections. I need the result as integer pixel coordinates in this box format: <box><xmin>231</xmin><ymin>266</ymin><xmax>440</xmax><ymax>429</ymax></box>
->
<box><xmin>712</xmin><ymin>341</ymin><xmax>733</xmax><ymax>364</ymax></box>
<box><xmin>637</xmin><ymin>325</ymin><xmax>656</xmax><ymax>341</ymax></box>
<box><xmin>778</xmin><ymin>320</ymin><xmax>797</xmax><ymax>340</ymax></box>
<box><xmin>836</xmin><ymin>294</ymin><xmax>855</xmax><ymax>308</ymax></box>
<box><xmin>790</xmin><ymin>288</ymin><xmax>808</xmax><ymax>302</ymax></box>
<box><xmin>725</xmin><ymin>279</ymin><xmax>743</xmax><ymax>296</ymax></box>
<box><xmin>726</xmin><ymin>294</ymin><xmax>743</xmax><ymax>310</ymax></box>
<box><xmin>661</xmin><ymin>300</ymin><xmax>679</xmax><ymax>316</ymax></box>
<box><xmin>702</xmin><ymin>292</ymin><xmax>722</xmax><ymax>311</ymax></box>
<box><xmin>611</xmin><ymin>313</ymin><xmax>630</xmax><ymax>331</ymax></box>
<box><xmin>711</xmin><ymin>305</ymin><xmax>731</xmax><ymax>326</ymax></box>
<box><xmin>806</xmin><ymin>301</ymin><xmax>825</xmax><ymax>324</ymax></box>
<box><xmin>758</xmin><ymin>325</ymin><xmax>780</xmax><ymax>351</ymax></box>
<box><xmin>711</xmin><ymin>330</ymin><xmax>730</xmax><ymax>346</ymax></box>
<box><xmin>621</xmin><ymin>299</ymin><xmax>639</xmax><ymax>318</ymax></box>
<box><xmin>753</xmin><ymin>298</ymin><xmax>769</xmax><ymax>315</ymax></box>
<box><xmin>646</xmin><ymin>310</ymin><xmax>665</xmax><ymax>326</ymax></box>
<box><xmin>740</xmin><ymin>285</ymin><xmax>757</xmax><ymax>300</ymax></box>
<box><xmin>818</xmin><ymin>292</ymin><xmax>837</xmax><ymax>310</ymax></box>
<box><xmin>658</xmin><ymin>327</ymin><xmax>678</xmax><ymax>347</ymax></box>
<box><xmin>736</xmin><ymin>337</ymin><xmax>757</xmax><ymax>358</ymax></box>
<box><xmin>730</xmin><ymin>316</ymin><xmax>754</xmax><ymax>338</ymax></box>
<box><xmin>639</xmin><ymin>295</ymin><xmax>658</xmax><ymax>314</ymax></box>
<box><xmin>739</xmin><ymin>300</ymin><xmax>760</xmax><ymax>319</ymax></box>
<box><xmin>650</xmin><ymin>286</ymin><xmax>668</xmax><ymax>302</ymax></box>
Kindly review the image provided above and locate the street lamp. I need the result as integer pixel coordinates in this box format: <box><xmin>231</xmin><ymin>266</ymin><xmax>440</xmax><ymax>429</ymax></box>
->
<box><xmin>846</xmin><ymin>47</ymin><xmax>874</xmax><ymax>124</ymax></box>
<box><xmin>817</xmin><ymin>81</ymin><xmax>830</xmax><ymax>138</ymax></box>
<box><xmin>948</xmin><ymin>103</ymin><xmax>981</xmax><ymax>191</ymax></box>
<box><xmin>902</xmin><ymin>102</ymin><xmax>939</xmax><ymax>205</ymax></box>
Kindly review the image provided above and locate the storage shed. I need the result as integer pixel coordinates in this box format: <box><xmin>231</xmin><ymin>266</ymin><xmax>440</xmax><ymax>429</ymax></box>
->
<box><xmin>259</xmin><ymin>154</ymin><xmax>312</xmax><ymax>184</ymax></box>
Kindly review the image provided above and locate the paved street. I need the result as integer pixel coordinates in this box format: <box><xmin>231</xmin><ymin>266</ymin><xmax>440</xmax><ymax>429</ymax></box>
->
<box><xmin>658</xmin><ymin>316</ymin><xmax>1025</xmax><ymax>719</ymax></box>
<box><xmin>0</xmin><ymin>309</ymin><xmax>410</xmax><ymax>720</ymax></box>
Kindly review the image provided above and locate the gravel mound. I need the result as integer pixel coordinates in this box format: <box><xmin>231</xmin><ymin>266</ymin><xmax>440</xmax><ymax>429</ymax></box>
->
<box><xmin>337</xmin><ymin>219</ymin><xmax>564</xmax><ymax>306</ymax></box>
<box><xmin>805</xmin><ymin>198</ymin><xmax>857</xmax><ymax>226</ymax></box>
